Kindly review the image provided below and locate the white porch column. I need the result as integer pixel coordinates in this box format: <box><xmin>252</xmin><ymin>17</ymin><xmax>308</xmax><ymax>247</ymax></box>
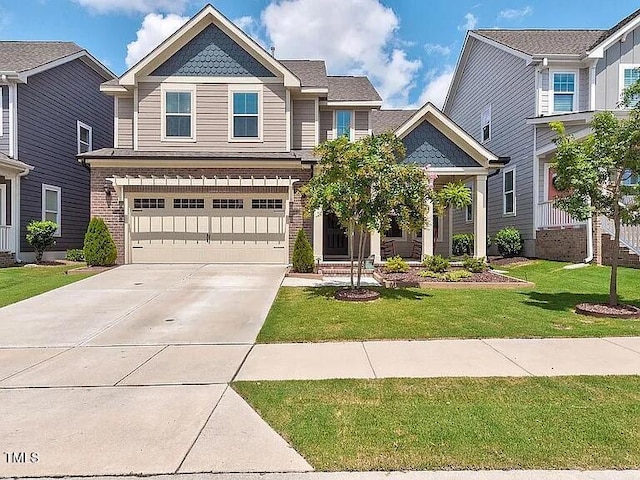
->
<box><xmin>370</xmin><ymin>230</ymin><xmax>381</xmax><ymax>263</ymax></box>
<box><xmin>474</xmin><ymin>174</ymin><xmax>488</xmax><ymax>259</ymax></box>
<box><xmin>422</xmin><ymin>198</ymin><xmax>434</xmax><ymax>258</ymax></box>
<box><xmin>313</xmin><ymin>208</ymin><xmax>323</xmax><ymax>261</ymax></box>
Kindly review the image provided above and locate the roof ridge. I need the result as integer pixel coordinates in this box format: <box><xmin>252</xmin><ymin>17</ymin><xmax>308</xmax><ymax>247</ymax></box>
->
<box><xmin>475</xmin><ymin>28</ymin><xmax>605</xmax><ymax>32</ymax></box>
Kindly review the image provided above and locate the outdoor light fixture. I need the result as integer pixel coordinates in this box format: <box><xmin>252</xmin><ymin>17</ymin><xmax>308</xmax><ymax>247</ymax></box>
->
<box><xmin>103</xmin><ymin>179</ymin><xmax>112</xmax><ymax>196</ymax></box>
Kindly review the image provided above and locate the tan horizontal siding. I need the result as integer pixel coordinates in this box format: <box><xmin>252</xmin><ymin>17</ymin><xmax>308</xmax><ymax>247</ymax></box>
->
<box><xmin>354</xmin><ymin>110</ymin><xmax>370</xmax><ymax>140</ymax></box>
<box><xmin>292</xmin><ymin>99</ymin><xmax>316</xmax><ymax>149</ymax></box>
<box><xmin>117</xmin><ymin>97</ymin><xmax>134</xmax><ymax>149</ymax></box>
<box><xmin>319</xmin><ymin>110</ymin><xmax>333</xmax><ymax>142</ymax></box>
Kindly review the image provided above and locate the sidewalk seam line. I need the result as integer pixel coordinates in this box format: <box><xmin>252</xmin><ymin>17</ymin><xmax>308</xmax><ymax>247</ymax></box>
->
<box><xmin>480</xmin><ymin>339</ymin><xmax>535</xmax><ymax>377</ymax></box>
<box><xmin>361</xmin><ymin>342</ymin><xmax>377</xmax><ymax>379</ymax></box>
<box><xmin>0</xmin><ymin>347</ymin><xmax>73</xmax><ymax>384</ymax></box>
<box><xmin>229</xmin><ymin>343</ymin><xmax>256</xmax><ymax>383</ymax></box>
<box><xmin>113</xmin><ymin>345</ymin><xmax>169</xmax><ymax>386</ymax></box>
<box><xmin>602</xmin><ymin>337</ymin><xmax>640</xmax><ymax>356</ymax></box>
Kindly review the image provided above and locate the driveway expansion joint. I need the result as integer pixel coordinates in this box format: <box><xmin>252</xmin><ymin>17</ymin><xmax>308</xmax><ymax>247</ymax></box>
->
<box><xmin>480</xmin><ymin>339</ymin><xmax>535</xmax><ymax>376</ymax></box>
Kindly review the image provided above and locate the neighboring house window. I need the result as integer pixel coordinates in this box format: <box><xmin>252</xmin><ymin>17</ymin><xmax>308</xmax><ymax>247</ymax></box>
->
<box><xmin>385</xmin><ymin>216</ymin><xmax>404</xmax><ymax>239</ymax></box>
<box><xmin>552</xmin><ymin>71</ymin><xmax>577</xmax><ymax>113</ymax></box>
<box><xmin>77</xmin><ymin>121</ymin><xmax>92</xmax><ymax>153</ymax></box>
<box><xmin>163</xmin><ymin>87</ymin><xmax>195</xmax><ymax>140</ymax></box>
<box><xmin>623</xmin><ymin>169</ymin><xmax>639</xmax><ymax>186</ymax></box>
<box><xmin>335</xmin><ymin>110</ymin><xmax>352</xmax><ymax>139</ymax></box>
<box><xmin>503</xmin><ymin>169</ymin><xmax>516</xmax><ymax>216</ymax></box>
<box><xmin>620</xmin><ymin>64</ymin><xmax>640</xmax><ymax>107</ymax></box>
<box><xmin>42</xmin><ymin>184</ymin><xmax>61</xmax><ymax>236</ymax></box>
<box><xmin>465</xmin><ymin>182</ymin><xmax>473</xmax><ymax>223</ymax></box>
<box><xmin>480</xmin><ymin>105</ymin><xmax>491</xmax><ymax>143</ymax></box>
<box><xmin>232</xmin><ymin>91</ymin><xmax>260</xmax><ymax>139</ymax></box>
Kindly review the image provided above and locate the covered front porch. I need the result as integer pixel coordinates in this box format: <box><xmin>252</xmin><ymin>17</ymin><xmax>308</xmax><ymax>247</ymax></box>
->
<box><xmin>0</xmin><ymin>153</ymin><xmax>32</xmax><ymax>261</ymax></box>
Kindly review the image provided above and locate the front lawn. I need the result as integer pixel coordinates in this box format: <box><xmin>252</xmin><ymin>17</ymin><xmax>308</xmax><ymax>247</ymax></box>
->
<box><xmin>0</xmin><ymin>264</ymin><xmax>94</xmax><ymax>308</ymax></box>
<box><xmin>235</xmin><ymin>376</ymin><xmax>640</xmax><ymax>471</ymax></box>
<box><xmin>257</xmin><ymin>260</ymin><xmax>640</xmax><ymax>342</ymax></box>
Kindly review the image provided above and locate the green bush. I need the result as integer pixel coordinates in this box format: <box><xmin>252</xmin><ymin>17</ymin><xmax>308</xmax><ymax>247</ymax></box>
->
<box><xmin>65</xmin><ymin>249</ymin><xmax>85</xmax><ymax>262</ymax></box>
<box><xmin>452</xmin><ymin>234</ymin><xmax>474</xmax><ymax>256</ymax></box>
<box><xmin>422</xmin><ymin>254</ymin><xmax>450</xmax><ymax>273</ymax></box>
<box><xmin>462</xmin><ymin>255</ymin><xmax>487</xmax><ymax>273</ymax></box>
<box><xmin>418</xmin><ymin>270</ymin><xmax>440</xmax><ymax>278</ymax></box>
<box><xmin>384</xmin><ymin>255</ymin><xmax>410</xmax><ymax>273</ymax></box>
<box><xmin>83</xmin><ymin>217</ymin><xmax>117</xmax><ymax>266</ymax></box>
<box><xmin>494</xmin><ymin>227</ymin><xmax>524</xmax><ymax>258</ymax></box>
<box><xmin>442</xmin><ymin>270</ymin><xmax>473</xmax><ymax>282</ymax></box>
<box><xmin>26</xmin><ymin>220</ymin><xmax>58</xmax><ymax>263</ymax></box>
<box><xmin>292</xmin><ymin>229</ymin><xmax>315</xmax><ymax>273</ymax></box>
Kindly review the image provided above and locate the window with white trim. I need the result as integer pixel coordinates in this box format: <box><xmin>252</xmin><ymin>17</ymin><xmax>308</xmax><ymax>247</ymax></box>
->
<box><xmin>335</xmin><ymin>110</ymin><xmax>352</xmax><ymax>139</ymax></box>
<box><xmin>42</xmin><ymin>184</ymin><xmax>61</xmax><ymax>236</ymax></box>
<box><xmin>620</xmin><ymin>64</ymin><xmax>640</xmax><ymax>107</ymax></box>
<box><xmin>163</xmin><ymin>87</ymin><xmax>195</xmax><ymax>140</ymax></box>
<box><xmin>465</xmin><ymin>182</ymin><xmax>474</xmax><ymax>222</ymax></box>
<box><xmin>77</xmin><ymin>121</ymin><xmax>92</xmax><ymax>154</ymax></box>
<box><xmin>480</xmin><ymin>105</ymin><xmax>491</xmax><ymax>143</ymax></box>
<box><xmin>503</xmin><ymin>169</ymin><xmax>516</xmax><ymax>216</ymax></box>
<box><xmin>551</xmin><ymin>71</ymin><xmax>577</xmax><ymax>113</ymax></box>
<box><xmin>232</xmin><ymin>91</ymin><xmax>260</xmax><ymax>138</ymax></box>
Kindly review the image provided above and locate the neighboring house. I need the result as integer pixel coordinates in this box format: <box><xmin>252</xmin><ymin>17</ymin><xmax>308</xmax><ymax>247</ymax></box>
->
<box><xmin>81</xmin><ymin>3</ymin><xmax>503</xmax><ymax>266</ymax></box>
<box><xmin>0</xmin><ymin>42</ymin><xmax>114</xmax><ymax>264</ymax></box>
<box><xmin>444</xmin><ymin>8</ymin><xmax>640</xmax><ymax>267</ymax></box>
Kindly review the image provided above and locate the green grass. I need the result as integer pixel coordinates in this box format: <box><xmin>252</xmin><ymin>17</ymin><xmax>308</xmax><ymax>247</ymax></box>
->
<box><xmin>257</xmin><ymin>260</ymin><xmax>640</xmax><ymax>342</ymax></box>
<box><xmin>234</xmin><ymin>376</ymin><xmax>640</xmax><ymax>471</ymax></box>
<box><xmin>0</xmin><ymin>264</ymin><xmax>94</xmax><ymax>307</ymax></box>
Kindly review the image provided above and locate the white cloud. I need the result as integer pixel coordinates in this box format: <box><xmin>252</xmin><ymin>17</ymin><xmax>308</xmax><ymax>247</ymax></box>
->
<box><xmin>261</xmin><ymin>0</ymin><xmax>422</xmax><ymax>107</ymax></box>
<box><xmin>412</xmin><ymin>66</ymin><xmax>455</xmax><ymax>109</ymax></box>
<box><xmin>458</xmin><ymin>13</ymin><xmax>478</xmax><ymax>31</ymax></box>
<box><xmin>233</xmin><ymin>16</ymin><xmax>267</xmax><ymax>47</ymax></box>
<box><xmin>424</xmin><ymin>43</ymin><xmax>451</xmax><ymax>56</ymax></box>
<box><xmin>74</xmin><ymin>0</ymin><xmax>191</xmax><ymax>14</ymax></box>
<box><xmin>498</xmin><ymin>6</ymin><xmax>533</xmax><ymax>20</ymax></box>
<box><xmin>125</xmin><ymin>13</ymin><xmax>189</xmax><ymax>68</ymax></box>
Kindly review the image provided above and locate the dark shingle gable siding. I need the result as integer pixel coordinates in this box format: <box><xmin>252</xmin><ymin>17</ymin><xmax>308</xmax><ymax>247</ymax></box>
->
<box><xmin>403</xmin><ymin>121</ymin><xmax>480</xmax><ymax>168</ymax></box>
<box><xmin>151</xmin><ymin>24</ymin><xmax>275</xmax><ymax>77</ymax></box>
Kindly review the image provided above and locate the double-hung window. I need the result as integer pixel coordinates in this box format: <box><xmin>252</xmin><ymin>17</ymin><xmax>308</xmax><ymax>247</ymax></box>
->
<box><xmin>620</xmin><ymin>65</ymin><xmax>640</xmax><ymax>107</ymax></box>
<box><xmin>42</xmin><ymin>184</ymin><xmax>61</xmax><ymax>236</ymax></box>
<box><xmin>163</xmin><ymin>87</ymin><xmax>194</xmax><ymax>140</ymax></box>
<box><xmin>552</xmin><ymin>72</ymin><xmax>577</xmax><ymax>113</ymax></box>
<box><xmin>232</xmin><ymin>91</ymin><xmax>260</xmax><ymax>139</ymax></box>
<box><xmin>335</xmin><ymin>110</ymin><xmax>352</xmax><ymax>139</ymax></box>
<box><xmin>503</xmin><ymin>169</ymin><xmax>516</xmax><ymax>216</ymax></box>
<box><xmin>480</xmin><ymin>105</ymin><xmax>491</xmax><ymax>143</ymax></box>
<box><xmin>77</xmin><ymin>121</ymin><xmax>92</xmax><ymax>153</ymax></box>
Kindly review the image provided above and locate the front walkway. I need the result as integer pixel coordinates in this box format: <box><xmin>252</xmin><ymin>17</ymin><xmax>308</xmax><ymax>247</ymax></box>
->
<box><xmin>236</xmin><ymin>337</ymin><xmax>640</xmax><ymax>380</ymax></box>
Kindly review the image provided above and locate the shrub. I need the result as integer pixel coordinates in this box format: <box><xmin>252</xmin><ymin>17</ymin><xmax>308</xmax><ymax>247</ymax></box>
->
<box><xmin>418</xmin><ymin>270</ymin><xmax>441</xmax><ymax>278</ymax></box>
<box><xmin>442</xmin><ymin>270</ymin><xmax>473</xmax><ymax>282</ymax></box>
<box><xmin>422</xmin><ymin>254</ymin><xmax>450</xmax><ymax>273</ymax></box>
<box><xmin>292</xmin><ymin>229</ymin><xmax>315</xmax><ymax>273</ymax></box>
<box><xmin>384</xmin><ymin>255</ymin><xmax>410</xmax><ymax>273</ymax></box>
<box><xmin>462</xmin><ymin>255</ymin><xmax>487</xmax><ymax>273</ymax></box>
<box><xmin>26</xmin><ymin>220</ymin><xmax>58</xmax><ymax>263</ymax></box>
<box><xmin>494</xmin><ymin>227</ymin><xmax>524</xmax><ymax>257</ymax></box>
<box><xmin>84</xmin><ymin>217</ymin><xmax>117</xmax><ymax>266</ymax></box>
<box><xmin>65</xmin><ymin>249</ymin><xmax>85</xmax><ymax>262</ymax></box>
<box><xmin>452</xmin><ymin>233</ymin><xmax>474</xmax><ymax>256</ymax></box>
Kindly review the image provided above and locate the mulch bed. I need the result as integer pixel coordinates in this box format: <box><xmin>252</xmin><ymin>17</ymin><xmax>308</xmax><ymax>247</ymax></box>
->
<box><xmin>488</xmin><ymin>256</ymin><xmax>533</xmax><ymax>267</ymax></box>
<box><xmin>377</xmin><ymin>267</ymin><xmax>523</xmax><ymax>284</ymax></box>
<box><xmin>575</xmin><ymin>303</ymin><xmax>640</xmax><ymax>319</ymax></box>
<box><xmin>334</xmin><ymin>288</ymin><xmax>381</xmax><ymax>302</ymax></box>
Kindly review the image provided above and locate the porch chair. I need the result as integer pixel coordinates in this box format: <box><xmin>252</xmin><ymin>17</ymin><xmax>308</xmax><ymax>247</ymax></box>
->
<box><xmin>381</xmin><ymin>240</ymin><xmax>396</xmax><ymax>259</ymax></box>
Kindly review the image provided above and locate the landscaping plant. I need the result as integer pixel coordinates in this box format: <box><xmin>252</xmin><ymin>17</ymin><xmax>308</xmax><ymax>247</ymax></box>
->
<box><xmin>65</xmin><ymin>248</ymin><xmax>85</xmax><ymax>262</ymax></box>
<box><xmin>292</xmin><ymin>229</ymin><xmax>315</xmax><ymax>273</ymax></box>
<box><xmin>422</xmin><ymin>254</ymin><xmax>449</xmax><ymax>273</ymax></box>
<box><xmin>26</xmin><ymin>220</ymin><xmax>58</xmax><ymax>263</ymax></box>
<box><xmin>83</xmin><ymin>217</ymin><xmax>117</xmax><ymax>266</ymax></box>
<box><xmin>452</xmin><ymin>233</ymin><xmax>474</xmax><ymax>256</ymax></box>
<box><xmin>494</xmin><ymin>227</ymin><xmax>523</xmax><ymax>257</ymax></box>
<box><xmin>384</xmin><ymin>255</ymin><xmax>410</xmax><ymax>273</ymax></box>
<box><xmin>463</xmin><ymin>255</ymin><xmax>487</xmax><ymax>273</ymax></box>
<box><xmin>550</xmin><ymin>80</ymin><xmax>640</xmax><ymax>307</ymax></box>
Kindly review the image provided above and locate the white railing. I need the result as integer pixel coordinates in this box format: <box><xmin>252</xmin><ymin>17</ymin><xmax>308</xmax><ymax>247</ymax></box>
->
<box><xmin>0</xmin><ymin>225</ymin><xmax>13</xmax><ymax>252</ymax></box>
<box><xmin>537</xmin><ymin>201</ymin><xmax>585</xmax><ymax>229</ymax></box>
<box><xmin>601</xmin><ymin>216</ymin><xmax>640</xmax><ymax>256</ymax></box>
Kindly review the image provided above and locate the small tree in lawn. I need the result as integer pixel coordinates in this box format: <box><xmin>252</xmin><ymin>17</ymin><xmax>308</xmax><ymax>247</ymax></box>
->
<box><xmin>302</xmin><ymin>133</ymin><xmax>432</xmax><ymax>289</ymax></box>
<box><xmin>26</xmin><ymin>220</ymin><xmax>58</xmax><ymax>263</ymax></box>
<box><xmin>550</xmin><ymin>81</ymin><xmax>640</xmax><ymax>307</ymax></box>
<box><xmin>84</xmin><ymin>217</ymin><xmax>117</xmax><ymax>266</ymax></box>
<box><xmin>292</xmin><ymin>228</ymin><xmax>315</xmax><ymax>273</ymax></box>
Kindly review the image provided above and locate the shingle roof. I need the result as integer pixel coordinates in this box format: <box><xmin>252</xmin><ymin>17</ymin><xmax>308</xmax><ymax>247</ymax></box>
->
<box><xmin>372</xmin><ymin>109</ymin><xmax>417</xmax><ymax>134</ymax></box>
<box><xmin>474</xmin><ymin>29</ymin><xmax>605</xmax><ymax>56</ymax></box>
<box><xmin>280</xmin><ymin>60</ymin><xmax>328</xmax><ymax>88</ymax></box>
<box><xmin>79</xmin><ymin>148</ymin><xmax>317</xmax><ymax>161</ymax></box>
<box><xmin>0</xmin><ymin>41</ymin><xmax>83</xmax><ymax>72</ymax></box>
<box><xmin>327</xmin><ymin>76</ymin><xmax>381</xmax><ymax>102</ymax></box>
<box><xmin>589</xmin><ymin>8</ymin><xmax>640</xmax><ymax>49</ymax></box>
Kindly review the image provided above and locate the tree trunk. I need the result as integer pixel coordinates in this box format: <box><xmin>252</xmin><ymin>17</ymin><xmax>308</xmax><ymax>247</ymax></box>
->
<box><xmin>610</xmin><ymin>204</ymin><xmax>621</xmax><ymax>307</ymax></box>
<box><xmin>356</xmin><ymin>227</ymin><xmax>366</xmax><ymax>288</ymax></box>
<box><xmin>348</xmin><ymin>222</ymin><xmax>355</xmax><ymax>289</ymax></box>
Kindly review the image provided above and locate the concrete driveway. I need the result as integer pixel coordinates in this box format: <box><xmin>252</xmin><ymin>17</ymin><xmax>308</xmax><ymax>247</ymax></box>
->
<box><xmin>0</xmin><ymin>264</ymin><xmax>312</xmax><ymax>477</ymax></box>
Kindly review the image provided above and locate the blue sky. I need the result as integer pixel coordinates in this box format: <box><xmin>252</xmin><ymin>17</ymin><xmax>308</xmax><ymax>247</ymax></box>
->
<box><xmin>1</xmin><ymin>0</ymin><xmax>638</xmax><ymax>107</ymax></box>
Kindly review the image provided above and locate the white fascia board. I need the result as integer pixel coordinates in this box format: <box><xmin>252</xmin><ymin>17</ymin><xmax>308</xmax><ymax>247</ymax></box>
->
<box><xmin>18</xmin><ymin>51</ymin><xmax>115</xmax><ymax>83</ymax></box>
<box><xmin>468</xmin><ymin>31</ymin><xmax>533</xmax><ymax>64</ymax></box>
<box><xmin>526</xmin><ymin>111</ymin><xmax>594</xmax><ymax>125</ymax></box>
<box><xmin>320</xmin><ymin>100</ymin><xmax>383</xmax><ymax>107</ymax></box>
<box><xmin>139</xmin><ymin>75</ymin><xmax>283</xmax><ymax>84</ymax></box>
<box><xmin>588</xmin><ymin>16</ymin><xmax>640</xmax><ymax>59</ymax></box>
<box><xmin>300</xmin><ymin>87</ymin><xmax>329</xmax><ymax>94</ymax></box>
<box><xmin>443</xmin><ymin>32</ymin><xmax>471</xmax><ymax>112</ymax></box>
<box><xmin>119</xmin><ymin>5</ymin><xmax>300</xmax><ymax>88</ymax></box>
<box><xmin>100</xmin><ymin>84</ymin><xmax>130</xmax><ymax>94</ymax></box>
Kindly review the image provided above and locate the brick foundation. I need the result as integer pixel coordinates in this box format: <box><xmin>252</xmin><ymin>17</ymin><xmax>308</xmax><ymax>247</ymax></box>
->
<box><xmin>0</xmin><ymin>252</ymin><xmax>15</xmax><ymax>267</ymax></box>
<box><xmin>601</xmin><ymin>234</ymin><xmax>640</xmax><ymax>268</ymax></box>
<box><xmin>91</xmin><ymin>166</ymin><xmax>312</xmax><ymax>264</ymax></box>
<box><xmin>535</xmin><ymin>227</ymin><xmax>587</xmax><ymax>263</ymax></box>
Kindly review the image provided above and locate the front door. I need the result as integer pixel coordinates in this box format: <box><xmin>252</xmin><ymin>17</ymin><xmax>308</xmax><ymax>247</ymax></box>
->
<box><xmin>323</xmin><ymin>212</ymin><xmax>348</xmax><ymax>257</ymax></box>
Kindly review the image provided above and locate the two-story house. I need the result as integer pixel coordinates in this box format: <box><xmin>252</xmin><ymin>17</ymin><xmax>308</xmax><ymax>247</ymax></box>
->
<box><xmin>444</xmin><ymin>8</ymin><xmax>640</xmax><ymax>267</ymax></box>
<box><xmin>0</xmin><ymin>42</ymin><xmax>114</xmax><ymax>264</ymax></box>
<box><xmin>81</xmin><ymin>4</ymin><xmax>502</xmax><ymax>266</ymax></box>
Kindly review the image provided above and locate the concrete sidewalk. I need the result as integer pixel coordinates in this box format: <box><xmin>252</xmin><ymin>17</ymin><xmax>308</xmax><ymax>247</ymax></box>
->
<box><xmin>236</xmin><ymin>337</ymin><xmax>640</xmax><ymax>380</ymax></box>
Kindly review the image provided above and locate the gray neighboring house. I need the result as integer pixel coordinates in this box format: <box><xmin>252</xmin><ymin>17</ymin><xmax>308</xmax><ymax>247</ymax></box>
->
<box><xmin>0</xmin><ymin>42</ymin><xmax>114</xmax><ymax>263</ymax></box>
<box><xmin>444</xmin><ymin>8</ymin><xmax>640</xmax><ymax>267</ymax></box>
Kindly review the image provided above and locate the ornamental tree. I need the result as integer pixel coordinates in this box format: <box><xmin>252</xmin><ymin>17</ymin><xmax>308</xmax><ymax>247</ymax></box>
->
<box><xmin>302</xmin><ymin>133</ymin><xmax>432</xmax><ymax>289</ymax></box>
<box><xmin>550</xmin><ymin>84</ymin><xmax>640</xmax><ymax>306</ymax></box>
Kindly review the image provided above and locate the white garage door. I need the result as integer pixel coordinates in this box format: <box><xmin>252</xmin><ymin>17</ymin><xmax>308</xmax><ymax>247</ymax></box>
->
<box><xmin>128</xmin><ymin>194</ymin><xmax>287</xmax><ymax>264</ymax></box>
